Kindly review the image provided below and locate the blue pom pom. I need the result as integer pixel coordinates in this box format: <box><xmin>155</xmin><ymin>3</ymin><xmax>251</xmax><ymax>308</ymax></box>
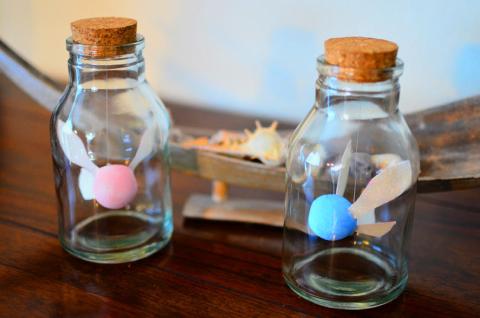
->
<box><xmin>308</xmin><ymin>194</ymin><xmax>356</xmax><ymax>241</ymax></box>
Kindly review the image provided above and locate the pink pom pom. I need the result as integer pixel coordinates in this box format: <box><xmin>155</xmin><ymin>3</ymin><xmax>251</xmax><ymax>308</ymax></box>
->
<box><xmin>93</xmin><ymin>165</ymin><xmax>138</xmax><ymax>209</ymax></box>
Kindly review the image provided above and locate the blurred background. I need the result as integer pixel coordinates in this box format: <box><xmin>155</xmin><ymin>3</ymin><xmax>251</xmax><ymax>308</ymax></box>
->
<box><xmin>0</xmin><ymin>0</ymin><xmax>479</xmax><ymax>122</ymax></box>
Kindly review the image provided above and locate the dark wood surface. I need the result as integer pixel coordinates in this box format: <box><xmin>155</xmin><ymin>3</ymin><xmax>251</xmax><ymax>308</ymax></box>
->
<box><xmin>0</xmin><ymin>74</ymin><xmax>479</xmax><ymax>317</ymax></box>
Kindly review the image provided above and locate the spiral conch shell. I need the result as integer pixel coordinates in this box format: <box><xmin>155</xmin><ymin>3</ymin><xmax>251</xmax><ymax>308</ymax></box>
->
<box><xmin>181</xmin><ymin>121</ymin><xmax>286</xmax><ymax>166</ymax></box>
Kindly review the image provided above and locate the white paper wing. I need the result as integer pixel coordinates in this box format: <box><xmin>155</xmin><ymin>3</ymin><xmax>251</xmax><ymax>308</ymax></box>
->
<box><xmin>57</xmin><ymin>120</ymin><xmax>98</xmax><ymax>173</ymax></box>
<box><xmin>356</xmin><ymin>221</ymin><xmax>396</xmax><ymax>237</ymax></box>
<box><xmin>349</xmin><ymin>160</ymin><xmax>412</xmax><ymax>218</ymax></box>
<box><xmin>356</xmin><ymin>210</ymin><xmax>375</xmax><ymax>225</ymax></box>
<box><xmin>129</xmin><ymin>124</ymin><xmax>157</xmax><ymax>170</ymax></box>
<box><xmin>335</xmin><ymin>140</ymin><xmax>352</xmax><ymax>196</ymax></box>
<box><xmin>78</xmin><ymin>168</ymin><xmax>95</xmax><ymax>200</ymax></box>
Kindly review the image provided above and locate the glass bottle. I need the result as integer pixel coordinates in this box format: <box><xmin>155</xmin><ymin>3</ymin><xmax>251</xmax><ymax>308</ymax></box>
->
<box><xmin>50</xmin><ymin>18</ymin><xmax>172</xmax><ymax>263</ymax></box>
<box><xmin>282</xmin><ymin>37</ymin><xmax>420</xmax><ymax>309</ymax></box>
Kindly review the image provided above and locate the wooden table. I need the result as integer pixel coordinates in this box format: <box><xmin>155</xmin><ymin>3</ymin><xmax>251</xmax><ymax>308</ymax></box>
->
<box><xmin>0</xmin><ymin>74</ymin><xmax>479</xmax><ymax>317</ymax></box>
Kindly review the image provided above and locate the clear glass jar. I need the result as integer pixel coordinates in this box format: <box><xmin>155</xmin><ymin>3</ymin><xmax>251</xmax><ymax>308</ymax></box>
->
<box><xmin>282</xmin><ymin>56</ymin><xmax>420</xmax><ymax>309</ymax></box>
<box><xmin>50</xmin><ymin>35</ymin><xmax>173</xmax><ymax>263</ymax></box>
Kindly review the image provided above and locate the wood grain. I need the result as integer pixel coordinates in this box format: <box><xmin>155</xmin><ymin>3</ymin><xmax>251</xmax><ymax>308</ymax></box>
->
<box><xmin>0</xmin><ymin>74</ymin><xmax>479</xmax><ymax>317</ymax></box>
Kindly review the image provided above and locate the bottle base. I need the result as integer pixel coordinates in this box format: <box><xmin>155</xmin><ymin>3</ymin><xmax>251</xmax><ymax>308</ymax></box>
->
<box><xmin>62</xmin><ymin>238</ymin><xmax>171</xmax><ymax>264</ymax></box>
<box><xmin>61</xmin><ymin>210</ymin><xmax>172</xmax><ymax>264</ymax></box>
<box><xmin>283</xmin><ymin>247</ymin><xmax>408</xmax><ymax>310</ymax></box>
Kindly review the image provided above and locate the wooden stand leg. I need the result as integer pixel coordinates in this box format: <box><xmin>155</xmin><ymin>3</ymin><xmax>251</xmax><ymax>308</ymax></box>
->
<box><xmin>212</xmin><ymin>180</ymin><xmax>228</xmax><ymax>202</ymax></box>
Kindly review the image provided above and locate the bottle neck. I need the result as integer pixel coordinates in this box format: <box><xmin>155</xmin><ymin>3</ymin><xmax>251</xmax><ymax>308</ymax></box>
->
<box><xmin>315</xmin><ymin>76</ymin><xmax>400</xmax><ymax>116</ymax></box>
<box><xmin>314</xmin><ymin>56</ymin><xmax>403</xmax><ymax>117</ymax></box>
<box><xmin>66</xmin><ymin>35</ymin><xmax>146</xmax><ymax>89</ymax></box>
<box><xmin>68</xmin><ymin>53</ymin><xmax>145</xmax><ymax>89</ymax></box>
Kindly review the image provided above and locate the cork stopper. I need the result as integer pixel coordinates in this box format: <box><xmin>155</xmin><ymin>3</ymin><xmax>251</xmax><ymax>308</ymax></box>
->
<box><xmin>70</xmin><ymin>17</ymin><xmax>138</xmax><ymax>57</ymax></box>
<box><xmin>324</xmin><ymin>37</ymin><xmax>398</xmax><ymax>82</ymax></box>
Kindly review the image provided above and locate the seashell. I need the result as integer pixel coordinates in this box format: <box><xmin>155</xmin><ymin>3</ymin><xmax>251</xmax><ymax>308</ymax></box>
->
<box><xmin>181</xmin><ymin>121</ymin><xmax>287</xmax><ymax>167</ymax></box>
<box><xmin>240</xmin><ymin>121</ymin><xmax>286</xmax><ymax>166</ymax></box>
<box><xmin>209</xmin><ymin>130</ymin><xmax>245</xmax><ymax>145</ymax></box>
<box><xmin>180</xmin><ymin>137</ymin><xmax>210</xmax><ymax>148</ymax></box>
<box><xmin>371</xmin><ymin>153</ymin><xmax>402</xmax><ymax>170</ymax></box>
<box><xmin>350</xmin><ymin>152</ymin><xmax>375</xmax><ymax>182</ymax></box>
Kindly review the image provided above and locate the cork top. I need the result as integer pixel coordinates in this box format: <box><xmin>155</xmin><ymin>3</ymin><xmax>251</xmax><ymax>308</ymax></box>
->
<box><xmin>70</xmin><ymin>17</ymin><xmax>138</xmax><ymax>57</ymax></box>
<box><xmin>324</xmin><ymin>37</ymin><xmax>398</xmax><ymax>82</ymax></box>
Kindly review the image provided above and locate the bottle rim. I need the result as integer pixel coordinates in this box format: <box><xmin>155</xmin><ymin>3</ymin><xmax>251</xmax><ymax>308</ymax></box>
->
<box><xmin>66</xmin><ymin>34</ymin><xmax>145</xmax><ymax>58</ymax></box>
<box><xmin>317</xmin><ymin>55</ymin><xmax>404</xmax><ymax>83</ymax></box>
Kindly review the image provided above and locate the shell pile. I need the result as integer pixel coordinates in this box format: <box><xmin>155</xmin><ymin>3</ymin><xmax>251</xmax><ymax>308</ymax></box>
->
<box><xmin>181</xmin><ymin>121</ymin><xmax>287</xmax><ymax>166</ymax></box>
